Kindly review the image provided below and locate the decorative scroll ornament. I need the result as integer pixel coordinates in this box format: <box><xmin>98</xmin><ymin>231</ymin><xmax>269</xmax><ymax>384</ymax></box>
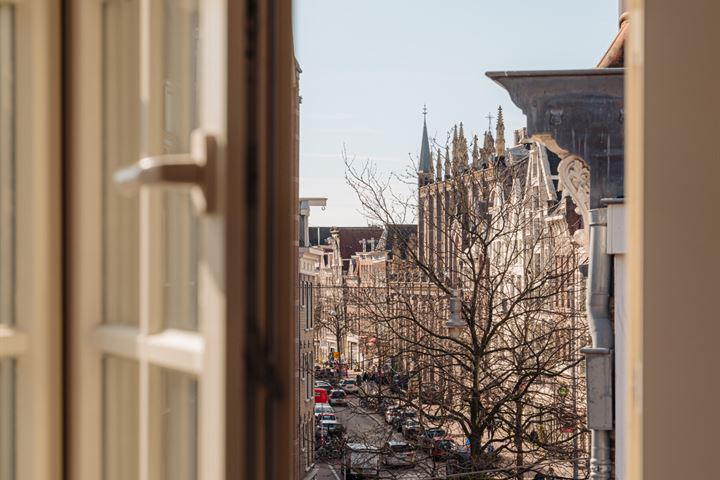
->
<box><xmin>557</xmin><ymin>155</ymin><xmax>590</xmax><ymax>246</ymax></box>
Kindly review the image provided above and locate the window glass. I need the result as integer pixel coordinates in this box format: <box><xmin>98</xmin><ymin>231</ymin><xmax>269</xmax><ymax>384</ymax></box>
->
<box><xmin>162</xmin><ymin>0</ymin><xmax>200</xmax><ymax>331</ymax></box>
<box><xmin>102</xmin><ymin>0</ymin><xmax>140</xmax><ymax>325</ymax></box>
<box><xmin>160</xmin><ymin>367</ymin><xmax>198</xmax><ymax>480</ymax></box>
<box><xmin>103</xmin><ymin>356</ymin><xmax>139</xmax><ymax>480</ymax></box>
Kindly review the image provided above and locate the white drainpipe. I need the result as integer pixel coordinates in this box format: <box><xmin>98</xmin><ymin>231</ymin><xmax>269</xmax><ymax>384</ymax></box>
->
<box><xmin>582</xmin><ymin>208</ymin><xmax>614</xmax><ymax>480</ymax></box>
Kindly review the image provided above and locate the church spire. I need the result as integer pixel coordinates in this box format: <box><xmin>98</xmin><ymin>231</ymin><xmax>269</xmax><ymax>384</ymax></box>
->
<box><xmin>454</xmin><ymin>122</ymin><xmax>468</xmax><ymax>174</ymax></box>
<box><xmin>451</xmin><ymin>125</ymin><xmax>458</xmax><ymax>172</ymax></box>
<box><xmin>436</xmin><ymin>147</ymin><xmax>442</xmax><ymax>181</ymax></box>
<box><xmin>418</xmin><ymin>105</ymin><xmax>431</xmax><ymax>174</ymax></box>
<box><xmin>444</xmin><ymin>144</ymin><xmax>451</xmax><ymax>179</ymax></box>
<box><xmin>482</xmin><ymin>129</ymin><xmax>494</xmax><ymax>167</ymax></box>
<box><xmin>428</xmin><ymin>148</ymin><xmax>434</xmax><ymax>179</ymax></box>
<box><xmin>495</xmin><ymin>105</ymin><xmax>505</xmax><ymax>157</ymax></box>
<box><xmin>471</xmin><ymin>134</ymin><xmax>480</xmax><ymax>169</ymax></box>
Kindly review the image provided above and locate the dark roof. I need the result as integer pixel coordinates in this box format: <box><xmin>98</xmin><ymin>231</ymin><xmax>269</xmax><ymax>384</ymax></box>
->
<box><xmin>507</xmin><ymin>145</ymin><xmax>530</xmax><ymax>164</ymax></box>
<box><xmin>337</xmin><ymin>227</ymin><xmax>384</xmax><ymax>261</ymax></box>
<box><xmin>378</xmin><ymin>224</ymin><xmax>417</xmax><ymax>259</ymax></box>
<box><xmin>308</xmin><ymin>227</ymin><xmax>332</xmax><ymax>247</ymax></box>
<box><xmin>543</xmin><ymin>147</ymin><xmax>563</xmax><ymax>201</ymax></box>
<box><xmin>308</xmin><ymin>226</ymin><xmax>384</xmax><ymax>265</ymax></box>
<box><xmin>418</xmin><ymin>117</ymin><xmax>431</xmax><ymax>173</ymax></box>
<box><xmin>546</xmin><ymin>148</ymin><xmax>562</xmax><ymax>175</ymax></box>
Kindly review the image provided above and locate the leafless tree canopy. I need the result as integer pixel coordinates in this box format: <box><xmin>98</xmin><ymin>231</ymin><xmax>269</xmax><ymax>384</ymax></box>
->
<box><xmin>343</xmin><ymin>140</ymin><xmax>590</xmax><ymax>479</ymax></box>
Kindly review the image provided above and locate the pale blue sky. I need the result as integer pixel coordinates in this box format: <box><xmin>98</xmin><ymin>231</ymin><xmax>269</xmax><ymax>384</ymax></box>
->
<box><xmin>295</xmin><ymin>0</ymin><xmax>618</xmax><ymax>226</ymax></box>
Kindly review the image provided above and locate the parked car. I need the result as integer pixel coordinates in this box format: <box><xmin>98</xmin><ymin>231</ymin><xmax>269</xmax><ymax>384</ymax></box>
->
<box><xmin>329</xmin><ymin>389</ymin><xmax>348</xmax><ymax>406</ymax></box>
<box><xmin>418</xmin><ymin>428</ymin><xmax>447</xmax><ymax>450</ymax></box>
<box><xmin>340</xmin><ymin>378</ymin><xmax>359</xmax><ymax>394</ymax></box>
<box><xmin>392</xmin><ymin>408</ymin><xmax>417</xmax><ymax>432</ymax></box>
<box><xmin>314</xmin><ymin>403</ymin><xmax>335</xmax><ymax>419</ymax></box>
<box><xmin>342</xmin><ymin>443</ymin><xmax>381</xmax><ymax>479</ymax></box>
<box><xmin>401</xmin><ymin>418</ymin><xmax>423</xmax><ymax>440</ymax></box>
<box><xmin>384</xmin><ymin>406</ymin><xmax>402</xmax><ymax>424</ymax></box>
<box><xmin>430</xmin><ymin>437</ymin><xmax>457</xmax><ymax>462</ymax></box>
<box><xmin>315</xmin><ymin>388</ymin><xmax>330</xmax><ymax>405</ymax></box>
<box><xmin>315</xmin><ymin>380</ymin><xmax>333</xmax><ymax>393</ymax></box>
<box><xmin>319</xmin><ymin>418</ymin><xmax>345</xmax><ymax>436</ymax></box>
<box><xmin>382</xmin><ymin>440</ymin><xmax>416</xmax><ymax>468</ymax></box>
<box><xmin>317</xmin><ymin>412</ymin><xmax>337</xmax><ymax>423</ymax></box>
<box><xmin>314</xmin><ymin>388</ymin><xmax>329</xmax><ymax>404</ymax></box>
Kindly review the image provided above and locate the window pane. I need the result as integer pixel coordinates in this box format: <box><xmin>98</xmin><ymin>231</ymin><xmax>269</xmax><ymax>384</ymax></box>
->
<box><xmin>103</xmin><ymin>356</ymin><xmax>139</xmax><ymax>480</ymax></box>
<box><xmin>0</xmin><ymin>3</ymin><xmax>15</xmax><ymax>329</ymax></box>
<box><xmin>102</xmin><ymin>0</ymin><xmax>140</xmax><ymax>325</ymax></box>
<box><xmin>0</xmin><ymin>359</ymin><xmax>15</xmax><ymax>480</ymax></box>
<box><xmin>162</xmin><ymin>0</ymin><xmax>199</xmax><ymax>331</ymax></box>
<box><xmin>159</xmin><ymin>367</ymin><xmax>197</xmax><ymax>480</ymax></box>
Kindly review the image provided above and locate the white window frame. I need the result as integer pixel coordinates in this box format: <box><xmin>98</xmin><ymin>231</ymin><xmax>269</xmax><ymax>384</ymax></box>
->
<box><xmin>0</xmin><ymin>1</ymin><xmax>62</xmax><ymax>480</ymax></box>
<box><xmin>67</xmin><ymin>0</ymin><xmax>226</xmax><ymax>478</ymax></box>
<box><xmin>3</xmin><ymin>0</ymin><xmax>298</xmax><ymax>478</ymax></box>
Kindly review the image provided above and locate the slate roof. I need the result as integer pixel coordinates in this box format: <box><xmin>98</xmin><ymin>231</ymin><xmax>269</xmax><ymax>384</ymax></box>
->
<box><xmin>418</xmin><ymin>117</ymin><xmax>431</xmax><ymax>173</ymax></box>
<box><xmin>307</xmin><ymin>227</ymin><xmax>332</xmax><ymax>247</ymax></box>
<box><xmin>507</xmin><ymin>145</ymin><xmax>530</xmax><ymax>164</ymax></box>
<box><xmin>307</xmin><ymin>226</ymin><xmax>384</xmax><ymax>270</ymax></box>
<box><xmin>377</xmin><ymin>224</ymin><xmax>417</xmax><ymax>259</ymax></box>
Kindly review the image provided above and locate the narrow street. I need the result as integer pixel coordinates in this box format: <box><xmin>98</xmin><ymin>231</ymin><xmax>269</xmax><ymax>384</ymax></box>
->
<box><xmin>315</xmin><ymin>398</ymin><xmax>449</xmax><ymax>480</ymax></box>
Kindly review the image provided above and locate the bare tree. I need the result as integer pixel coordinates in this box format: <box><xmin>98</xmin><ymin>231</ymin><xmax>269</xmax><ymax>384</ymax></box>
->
<box><xmin>315</xmin><ymin>286</ymin><xmax>350</xmax><ymax>367</ymax></box>
<box><xmin>344</xmin><ymin>138</ymin><xmax>589</xmax><ymax>479</ymax></box>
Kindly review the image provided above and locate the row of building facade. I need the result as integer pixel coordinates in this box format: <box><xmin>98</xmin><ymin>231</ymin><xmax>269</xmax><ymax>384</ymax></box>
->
<box><xmin>296</xmin><ymin>108</ymin><xmax>593</xmax><ymax>477</ymax></box>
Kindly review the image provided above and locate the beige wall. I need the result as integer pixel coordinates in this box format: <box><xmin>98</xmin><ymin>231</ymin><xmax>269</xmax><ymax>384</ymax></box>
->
<box><xmin>625</xmin><ymin>1</ymin><xmax>720</xmax><ymax>479</ymax></box>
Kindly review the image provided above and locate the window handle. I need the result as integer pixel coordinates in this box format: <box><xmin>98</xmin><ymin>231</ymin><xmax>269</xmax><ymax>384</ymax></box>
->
<box><xmin>113</xmin><ymin>129</ymin><xmax>217</xmax><ymax>213</ymax></box>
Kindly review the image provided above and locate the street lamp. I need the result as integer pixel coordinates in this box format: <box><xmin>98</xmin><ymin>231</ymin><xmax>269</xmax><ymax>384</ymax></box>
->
<box><xmin>445</xmin><ymin>289</ymin><xmax>464</xmax><ymax>338</ymax></box>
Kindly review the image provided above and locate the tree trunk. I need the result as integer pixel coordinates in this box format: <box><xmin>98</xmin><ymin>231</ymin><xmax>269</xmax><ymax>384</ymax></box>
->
<box><xmin>515</xmin><ymin>399</ymin><xmax>524</xmax><ymax>480</ymax></box>
<box><xmin>470</xmin><ymin>356</ymin><xmax>484</xmax><ymax>468</ymax></box>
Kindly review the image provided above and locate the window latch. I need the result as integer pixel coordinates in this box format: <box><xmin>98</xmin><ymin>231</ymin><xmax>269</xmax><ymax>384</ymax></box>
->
<box><xmin>113</xmin><ymin>129</ymin><xmax>217</xmax><ymax>213</ymax></box>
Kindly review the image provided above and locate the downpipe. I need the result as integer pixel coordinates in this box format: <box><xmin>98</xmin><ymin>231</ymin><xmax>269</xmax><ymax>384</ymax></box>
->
<box><xmin>582</xmin><ymin>208</ymin><xmax>613</xmax><ymax>480</ymax></box>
